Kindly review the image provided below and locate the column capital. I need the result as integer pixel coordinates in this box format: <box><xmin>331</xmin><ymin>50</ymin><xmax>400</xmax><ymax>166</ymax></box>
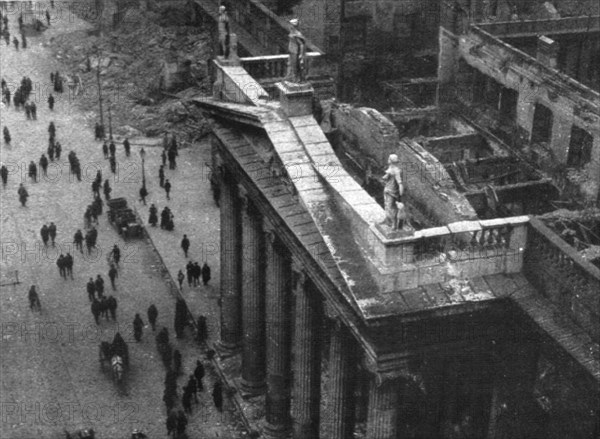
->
<box><xmin>323</xmin><ymin>300</ymin><xmax>340</xmax><ymax>322</ymax></box>
<box><xmin>263</xmin><ymin>217</ymin><xmax>277</xmax><ymax>244</ymax></box>
<box><xmin>363</xmin><ymin>357</ymin><xmax>413</xmax><ymax>387</ymax></box>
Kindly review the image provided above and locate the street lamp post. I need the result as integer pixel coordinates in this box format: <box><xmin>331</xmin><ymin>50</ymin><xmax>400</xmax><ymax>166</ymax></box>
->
<box><xmin>107</xmin><ymin>99</ymin><xmax>113</xmax><ymax>141</ymax></box>
<box><xmin>140</xmin><ymin>147</ymin><xmax>146</xmax><ymax>191</ymax></box>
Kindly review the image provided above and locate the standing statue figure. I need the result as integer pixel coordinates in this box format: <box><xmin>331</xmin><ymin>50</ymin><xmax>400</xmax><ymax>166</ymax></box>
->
<box><xmin>218</xmin><ymin>6</ymin><xmax>230</xmax><ymax>58</ymax></box>
<box><xmin>381</xmin><ymin>154</ymin><xmax>404</xmax><ymax>230</ymax></box>
<box><xmin>286</xmin><ymin>19</ymin><xmax>307</xmax><ymax>83</ymax></box>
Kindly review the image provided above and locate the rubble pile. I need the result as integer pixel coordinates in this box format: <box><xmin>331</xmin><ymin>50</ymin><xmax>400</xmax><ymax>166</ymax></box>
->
<box><xmin>49</xmin><ymin>4</ymin><xmax>212</xmax><ymax>142</ymax></box>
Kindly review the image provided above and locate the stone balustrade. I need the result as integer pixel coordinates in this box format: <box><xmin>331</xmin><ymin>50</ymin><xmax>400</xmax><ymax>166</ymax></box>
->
<box><xmin>240</xmin><ymin>52</ymin><xmax>324</xmax><ymax>82</ymax></box>
<box><xmin>369</xmin><ymin>216</ymin><xmax>528</xmax><ymax>291</ymax></box>
<box><xmin>524</xmin><ymin>218</ymin><xmax>600</xmax><ymax>342</ymax></box>
<box><xmin>477</xmin><ymin>16</ymin><xmax>600</xmax><ymax>38</ymax></box>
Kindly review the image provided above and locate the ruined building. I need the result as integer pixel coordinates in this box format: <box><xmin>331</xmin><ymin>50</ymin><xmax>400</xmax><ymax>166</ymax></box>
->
<box><xmin>185</xmin><ymin>0</ymin><xmax>599</xmax><ymax>437</ymax></box>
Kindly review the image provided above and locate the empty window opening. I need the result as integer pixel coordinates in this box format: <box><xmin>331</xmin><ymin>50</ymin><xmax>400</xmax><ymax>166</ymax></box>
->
<box><xmin>531</xmin><ymin>103</ymin><xmax>553</xmax><ymax>144</ymax></box>
<box><xmin>499</xmin><ymin>87</ymin><xmax>518</xmax><ymax>122</ymax></box>
<box><xmin>567</xmin><ymin>126</ymin><xmax>593</xmax><ymax>168</ymax></box>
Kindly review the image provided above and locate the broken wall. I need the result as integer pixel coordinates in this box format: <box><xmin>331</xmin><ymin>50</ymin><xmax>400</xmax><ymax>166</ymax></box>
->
<box><xmin>330</xmin><ymin>103</ymin><xmax>479</xmax><ymax>225</ymax></box>
<box><xmin>438</xmin><ymin>26</ymin><xmax>600</xmax><ymax>204</ymax></box>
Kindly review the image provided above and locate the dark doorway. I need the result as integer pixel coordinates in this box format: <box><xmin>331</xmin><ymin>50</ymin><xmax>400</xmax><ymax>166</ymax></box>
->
<box><xmin>499</xmin><ymin>87</ymin><xmax>518</xmax><ymax>122</ymax></box>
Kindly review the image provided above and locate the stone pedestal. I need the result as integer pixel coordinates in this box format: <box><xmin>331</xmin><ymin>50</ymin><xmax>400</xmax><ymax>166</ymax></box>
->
<box><xmin>276</xmin><ymin>81</ymin><xmax>314</xmax><ymax>117</ymax></box>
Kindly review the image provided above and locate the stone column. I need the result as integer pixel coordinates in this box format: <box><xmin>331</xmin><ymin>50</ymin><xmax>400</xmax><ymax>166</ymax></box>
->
<box><xmin>291</xmin><ymin>260</ymin><xmax>322</xmax><ymax>439</ymax></box>
<box><xmin>366</xmin><ymin>374</ymin><xmax>400</xmax><ymax>439</ymax></box>
<box><xmin>263</xmin><ymin>221</ymin><xmax>292</xmax><ymax>438</ymax></box>
<box><xmin>240</xmin><ymin>186</ymin><xmax>266</xmax><ymax>394</ymax></box>
<box><xmin>218</xmin><ymin>167</ymin><xmax>242</xmax><ymax>353</ymax></box>
<box><xmin>327</xmin><ymin>319</ymin><xmax>356</xmax><ymax>439</ymax></box>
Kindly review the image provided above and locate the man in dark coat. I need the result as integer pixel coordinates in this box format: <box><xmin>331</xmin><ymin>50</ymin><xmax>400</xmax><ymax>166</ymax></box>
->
<box><xmin>192</xmin><ymin>262</ymin><xmax>201</xmax><ymax>286</ymax></box>
<box><xmin>102</xmin><ymin>141</ymin><xmax>108</xmax><ymax>159</ymax></box>
<box><xmin>103</xmin><ymin>179</ymin><xmax>111</xmax><ymax>200</ymax></box>
<box><xmin>106</xmin><ymin>295</ymin><xmax>117</xmax><ymax>320</ymax></box>
<box><xmin>212</xmin><ymin>380</ymin><xmax>223</xmax><ymax>412</ymax></box>
<box><xmin>95</xmin><ymin>274</ymin><xmax>104</xmax><ymax>298</ymax></box>
<box><xmin>48</xmin><ymin>93</ymin><xmax>54</xmax><ymax>110</ymax></box>
<box><xmin>186</xmin><ymin>261</ymin><xmax>194</xmax><ymax>287</ymax></box>
<box><xmin>149</xmin><ymin>204</ymin><xmax>158</xmax><ymax>227</ymax></box>
<box><xmin>28</xmin><ymin>161</ymin><xmax>37</xmax><ymax>182</ymax></box>
<box><xmin>164</xmin><ymin>179</ymin><xmax>171</xmax><ymax>200</ymax></box>
<box><xmin>40</xmin><ymin>224</ymin><xmax>49</xmax><ymax>246</ymax></box>
<box><xmin>74</xmin><ymin>229</ymin><xmax>84</xmax><ymax>253</ymax></box>
<box><xmin>108</xmin><ymin>141</ymin><xmax>115</xmax><ymax>157</ymax></box>
<box><xmin>86</xmin><ymin>277</ymin><xmax>96</xmax><ymax>302</ymax></box>
<box><xmin>147</xmin><ymin>304</ymin><xmax>158</xmax><ymax>331</ymax></box>
<box><xmin>57</xmin><ymin>254</ymin><xmax>66</xmax><ymax>278</ymax></box>
<box><xmin>39</xmin><ymin>154</ymin><xmax>48</xmax><ymax>176</ymax></box>
<box><xmin>64</xmin><ymin>253</ymin><xmax>73</xmax><ymax>279</ymax></box>
<box><xmin>133</xmin><ymin>314</ymin><xmax>144</xmax><ymax>342</ymax></box>
<box><xmin>0</xmin><ymin>165</ymin><xmax>8</xmax><ymax>186</ymax></box>
<box><xmin>123</xmin><ymin>138</ymin><xmax>130</xmax><ymax>157</ymax></box>
<box><xmin>48</xmin><ymin>222</ymin><xmax>57</xmax><ymax>245</ymax></box>
<box><xmin>201</xmin><ymin>262</ymin><xmax>211</xmax><ymax>285</ymax></box>
<box><xmin>108</xmin><ymin>264</ymin><xmax>118</xmax><ymax>290</ymax></box>
<box><xmin>18</xmin><ymin>183</ymin><xmax>28</xmax><ymax>206</ymax></box>
<box><xmin>181</xmin><ymin>234</ymin><xmax>190</xmax><ymax>258</ymax></box>
<box><xmin>110</xmin><ymin>244</ymin><xmax>121</xmax><ymax>267</ymax></box>
<box><xmin>91</xmin><ymin>298</ymin><xmax>101</xmax><ymax>324</ymax></box>
<box><xmin>109</xmin><ymin>155</ymin><xmax>116</xmax><ymax>174</ymax></box>
<box><xmin>158</xmin><ymin>165</ymin><xmax>165</xmax><ymax>187</ymax></box>
<box><xmin>100</xmin><ymin>296</ymin><xmax>109</xmax><ymax>320</ymax></box>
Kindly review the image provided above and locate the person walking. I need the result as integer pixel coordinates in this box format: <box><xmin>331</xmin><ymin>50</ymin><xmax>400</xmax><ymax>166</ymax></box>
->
<box><xmin>164</xmin><ymin>179</ymin><xmax>171</xmax><ymax>200</ymax></box>
<box><xmin>158</xmin><ymin>165</ymin><xmax>165</xmax><ymax>187</ymax></box>
<box><xmin>201</xmin><ymin>262</ymin><xmax>211</xmax><ymax>286</ymax></box>
<box><xmin>18</xmin><ymin>183</ymin><xmax>28</xmax><ymax>206</ymax></box>
<box><xmin>147</xmin><ymin>304</ymin><xmax>158</xmax><ymax>331</ymax></box>
<box><xmin>103</xmin><ymin>179</ymin><xmax>111</xmax><ymax>200</ymax></box>
<box><xmin>65</xmin><ymin>253</ymin><xmax>73</xmax><ymax>279</ymax></box>
<box><xmin>186</xmin><ymin>262</ymin><xmax>194</xmax><ymax>288</ymax></box>
<box><xmin>109</xmin><ymin>141</ymin><xmax>116</xmax><ymax>157</ymax></box>
<box><xmin>40</xmin><ymin>224</ymin><xmax>49</xmax><ymax>246</ymax></box>
<box><xmin>102</xmin><ymin>141</ymin><xmax>108</xmax><ymax>159</ymax></box>
<box><xmin>177</xmin><ymin>270</ymin><xmax>185</xmax><ymax>290</ymax></box>
<box><xmin>39</xmin><ymin>154</ymin><xmax>48</xmax><ymax>177</ymax></box>
<box><xmin>139</xmin><ymin>185</ymin><xmax>148</xmax><ymax>205</ymax></box>
<box><xmin>48</xmin><ymin>93</ymin><xmax>54</xmax><ymax>110</ymax></box>
<box><xmin>108</xmin><ymin>264</ymin><xmax>118</xmax><ymax>290</ymax></box>
<box><xmin>1</xmin><ymin>165</ymin><xmax>8</xmax><ymax>186</ymax></box>
<box><xmin>212</xmin><ymin>380</ymin><xmax>223</xmax><ymax>412</ymax></box>
<box><xmin>74</xmin><ymin>229</ymin><xmax>84</xmax><ymax>253</ymax></box>
<box><xmin>95</xmin><ymin>274</ymin><xmax>105</xmax><ymax>298</ymax></box>
<box><xmin>133</xmin><ymin>314</ymin><xmax>144</xmax><ymax>342</ymax></box>
<box><xmin>193</xmin><ymin>360</ymin><xmax>205</xmax><ymax>391</ymax></box>
<box><xmin>48</xmin><ymin>222</ymin><xmax>57</xmax><ymax>246</ymax></box>
<box><xmin>110</xmin><ymin>244</ymin><xmax>121</xmax><ymax>267</ymax></box>
<box><xmin>181</xmin><ymin>234</ymin><xmax>190</xmax><ymax>258</ymax></box>
<box><xmin>86</xmin><ymin>277</ymin><xmax>96</xmax><ymax>302</ymax></box>
<box><xmin>123</xmin><ymin>138</ymin><xmax>130</xmax><ymax>157</ymax></box>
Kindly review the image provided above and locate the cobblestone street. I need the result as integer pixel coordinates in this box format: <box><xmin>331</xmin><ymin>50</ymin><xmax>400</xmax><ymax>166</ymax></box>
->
<box><xmin>0</xmin><ymin>2</ymin><xmax>240</xmax><ymax>438</ymax></box>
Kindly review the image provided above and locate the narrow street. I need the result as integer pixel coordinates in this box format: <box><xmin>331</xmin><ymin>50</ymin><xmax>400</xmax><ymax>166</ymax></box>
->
<box><xmin>1</xmin><ymin>2</ymin><xmax>239</xmax><ymax>438</ymax></box>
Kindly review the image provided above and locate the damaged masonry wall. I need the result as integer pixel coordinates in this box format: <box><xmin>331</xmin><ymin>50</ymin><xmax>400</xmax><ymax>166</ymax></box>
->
<box><xmin>438</xmin><ymin>25</ymin><xmax>600</xmax><ymax>202</ymax></box>
<box><xmin>330</xmin><ymin>103</ymin><xmax>478</xmax><ymax>225</ymax></box>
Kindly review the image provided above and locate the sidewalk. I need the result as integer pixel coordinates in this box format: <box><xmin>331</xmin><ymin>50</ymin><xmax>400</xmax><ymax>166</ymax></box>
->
<box><xmin>131</xmin><ymin>137</ymin><xmax>269</xmax><ymax>436</ymax></box>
